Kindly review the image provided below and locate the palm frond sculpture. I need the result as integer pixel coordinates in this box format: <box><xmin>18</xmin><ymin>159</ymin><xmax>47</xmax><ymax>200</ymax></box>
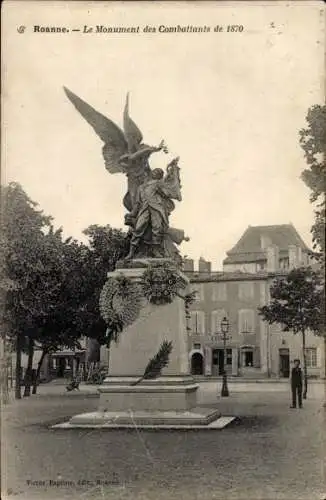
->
<box><xmin>132</xmin><ymin>340</ymin><xmax>173</xmax><ymax>386</ymax></box>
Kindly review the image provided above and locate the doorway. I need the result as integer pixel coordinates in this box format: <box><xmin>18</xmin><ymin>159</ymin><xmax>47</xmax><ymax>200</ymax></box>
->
<box><xmin>191</xmin><ymin>352</ymin><xmax>204</xmax><ymax>375</ymax></box>
<box><xmin>212</xmin><ymin>349</ymin><xmax>224</xmax><ymax>375</ymax></box>
<box><xmin>212</xmin><ymin>349</ymin><xmax>232</xmax><ymax>375</ymax></box>
<box><xmin>279</xmin><ymin>349</ymin><xmax>290</xmax><ymax>378</ymax></box>
<box><xmin>56</xmin><ymin>358</ymin><xmax>66</xmax><ymax>378</ymax></box>
<box><xmin>244</xmin><ymin>350</ymin><xmax>253</xmax><ymax>367</ymax></box>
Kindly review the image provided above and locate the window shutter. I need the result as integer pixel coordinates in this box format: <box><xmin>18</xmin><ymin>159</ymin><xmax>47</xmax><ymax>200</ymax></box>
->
<box><xmin>238</xmin><ymin>282</ymin><xmax>254</xmax><ymax>300</ymax></box>
<box><xmin>190</xmin><ymin>311</ymin><xmax>205</xmax><ymax>334</ymax></box>
<box><xmin>212</xmin><ymin>283</ymin><xmax>226</xmax><ymax>301</ymax></box>
<box><xmin>247</xmin><ymin>310</ymin><xmax>255</xmax><ymax>333</ymax></box>
<box><xmin>211</xmin><ymin>309</ymin><xmax>226</xmax><ymax>333</ymax></box>
<box><xmin>211</xmin><ymin>311</ymin><xmax>218</xmax><ymax>333</ymax></box>
<box><xmin>239</xmin><ymin>309</ymin><xmax>255</xmax><ymax>334</ymax></box>
<box><xmin>190</xmin><ymin>312</ymin><xmax>197</xmax><ymax>333</ymax></box>
<box><xmin>317</xmin><ymin>346</ymin><xmax>321</xmax><ymax>368</ymax></box>
<box><xmin>198</xmin><ymin>312</ymin><xmax>205</xmax><ymax>334</ymax></box>
<box><xmin>238</xmin><ymin>310</ymin><xmax>246</xmax><ymax>334</ymax></box>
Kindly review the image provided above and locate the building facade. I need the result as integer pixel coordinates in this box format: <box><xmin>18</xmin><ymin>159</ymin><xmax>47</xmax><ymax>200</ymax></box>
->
<box><xmin>16</xmin><ymin>336</ymin><xmax>100</xmax><ymax>382</ymax></box>
<box><xmin>185</xmin><ymin>225</ymin><xmax>324</xmax><ymax>379</ymax></box>
<box><xmin>15</xmin><ymin>224</ymin><xmax>323</xmax><ymax>382</ymax></box>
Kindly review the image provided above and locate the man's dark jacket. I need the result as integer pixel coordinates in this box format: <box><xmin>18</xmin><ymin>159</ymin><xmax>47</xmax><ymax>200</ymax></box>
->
<box><xmin>291</xmin><ymin>367</ymin><xmax>303</xmax><ymax>387</ymax></box>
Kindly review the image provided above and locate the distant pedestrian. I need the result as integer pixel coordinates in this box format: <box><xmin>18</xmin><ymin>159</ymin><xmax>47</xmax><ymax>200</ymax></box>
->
<box><xmin>290</xmin><ymin>359</ymin><xmax>303</xmax><ymax>409</ymax></box>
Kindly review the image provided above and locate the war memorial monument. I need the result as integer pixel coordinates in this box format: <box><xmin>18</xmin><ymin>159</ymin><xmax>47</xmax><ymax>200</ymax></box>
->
<box><xmin>55</xmin><ymin>89</ymin><xmax>234</xmax><ymax>429</ymax></box>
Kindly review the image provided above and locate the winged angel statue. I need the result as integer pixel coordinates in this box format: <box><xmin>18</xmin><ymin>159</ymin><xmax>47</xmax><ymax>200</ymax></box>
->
<box><xmin>64</xmin><ymin>88</ymin><xmax>189</xmax><ymax>263</ymax></box>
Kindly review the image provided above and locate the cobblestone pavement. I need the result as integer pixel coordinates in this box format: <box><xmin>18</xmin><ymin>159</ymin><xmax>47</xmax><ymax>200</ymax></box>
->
<box><xmin>2</xmin><ymin>382</ymin><xmax>325</xmax><ymax>500</ymax></box>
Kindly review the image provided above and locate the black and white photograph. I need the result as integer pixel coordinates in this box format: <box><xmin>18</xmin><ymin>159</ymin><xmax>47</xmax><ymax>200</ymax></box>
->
<box><xmin>1</xmin><ymin>1</ymin><xmax>325</xmax><ymax>499</ymax></box>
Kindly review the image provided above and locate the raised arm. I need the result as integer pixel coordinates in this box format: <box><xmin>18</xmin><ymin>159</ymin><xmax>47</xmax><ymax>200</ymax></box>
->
<box><xmin>127</xmin><ymin>141</ymin><xmax>168</xmax><ymax>161</ymax></box>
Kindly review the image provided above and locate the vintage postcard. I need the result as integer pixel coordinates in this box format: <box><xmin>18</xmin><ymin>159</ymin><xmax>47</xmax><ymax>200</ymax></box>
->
<box><xmin>1</xmin><ymin>1</ymin><xmax>325</xmax><ymax>500</ymax></box>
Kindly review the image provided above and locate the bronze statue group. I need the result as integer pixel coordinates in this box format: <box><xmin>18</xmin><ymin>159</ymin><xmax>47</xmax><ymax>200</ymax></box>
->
<box><xmin>64</xmin><ymin>88</ymin><xmax>189</xmax><ymax>265</ymax></box>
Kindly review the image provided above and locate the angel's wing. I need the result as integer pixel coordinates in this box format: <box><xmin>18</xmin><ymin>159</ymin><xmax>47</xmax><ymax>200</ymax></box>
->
<box><xmin>123</xmin><ymin>93</ymin><xmax>143</xmax><ymax>153</ymax></box>
<box><xmin>63</xmin><ymin>87</ymin><xmax>128</xmax><ymax>174</ymax></box>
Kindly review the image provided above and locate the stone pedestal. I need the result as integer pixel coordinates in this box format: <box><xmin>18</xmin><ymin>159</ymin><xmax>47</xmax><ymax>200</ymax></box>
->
<box><xmin>105</xmin><ymin>263</ymin><xmax>190</xmax><ymax>379</ymax></box>
<box><xmin>59</xmin><ymin>260</ymin><xmax>224</xmax><ymax>429</ymax></box>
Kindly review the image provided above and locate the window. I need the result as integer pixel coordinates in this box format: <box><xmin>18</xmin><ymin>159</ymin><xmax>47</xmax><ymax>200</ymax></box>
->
<box><xmin>279</xmin><ymin>258</ymin><xmax>289</xmax><ymax>270</ymax></box>
<box><xmin>238</xmin><ymin>309</ymin><xmax>255</xmax><ymax>334</ymax></box>
<box><xmin>190</xmin><ymin>311</ymin><xmax>205</xmax><ymax>334</ymax></box>
<box><xmin>193</xmin><ymin>343</ymin><xmax>201</xmax><ymax>350</ymax></box>
<box><xmin>190</xmin><ymin>284</ymin><xmax>204</xmax><ymax>302</ymax></box>
<box><xmin>211</xmin><ymin>309</ymin><xmax>227</xmax><ymax>334</ymax></box>
<box><xmin>238</xmin><ymin>282</ymin><xmax>254</xmax><ymax>300</ymax></box>
<box><xmin>305</xmin><ymin>348</ymin><xmax>317</xmax><ymax>368</ymax></box>
<box><xmin>212</xmin><ymin>283</ymin><xmax>227</xmax><ymax>301</ymax></box>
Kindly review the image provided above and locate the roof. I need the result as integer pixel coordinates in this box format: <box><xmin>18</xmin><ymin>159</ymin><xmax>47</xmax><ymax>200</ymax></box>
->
<box><xmin>223</xmin><ymin>250</ymin><xmax>289</xmax><ymax>264</ymax></box>
<box><xmin>223</xmin><ymin>224</ymin><xmax>310</xmax><ymax>265</ymax></box>
<box><xmin>186</xmin><ymin>269</ymin><xmax>289</xmax><ymax>283</ymax></box>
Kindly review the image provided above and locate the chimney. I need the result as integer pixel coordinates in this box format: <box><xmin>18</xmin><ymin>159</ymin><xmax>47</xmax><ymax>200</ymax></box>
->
<box><xmin>267</xmin><ymin>244</ymin><xmax>279</xmax><ymax>272</ymax></box>
<box><xmin>183</xmin><ymin>258</ymin><xmax>194</xmax><ymax>272</ymax></box>
<box><xmin>261</xmin><ymin>235</ymin><xmax>272</xmax><ymax>250</ymax></box>
<box><xmin>297</xmin><ymin>246</ymin><xmax>303</xmax><ymax>265</ymax></box>
<box><xmin>288</xmin><ymin>245</ymin><xmax>298</xmax><ymax>269</ymax></box>
<box><xmin>301</xmin><ymin>250</ymin><xmax>309</xmax><ymax>266</ymax></box>
<box><xmin>198</xmin><ymin>257</ymin><xmax>211</xmax><ymax>273</ymax></box>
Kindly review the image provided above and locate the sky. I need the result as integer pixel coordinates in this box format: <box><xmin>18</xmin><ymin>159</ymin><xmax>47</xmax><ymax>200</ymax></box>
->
<box><xmin>2</xmin><ymin>1</ymin><xmax>324</xmax><ymax>270</ymax></box>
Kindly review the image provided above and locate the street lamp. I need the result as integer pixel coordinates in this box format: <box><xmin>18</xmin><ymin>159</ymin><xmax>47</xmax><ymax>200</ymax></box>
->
<box><xmin>220</xmin><ymin>316</ymin><xmax>230</xmax><ymax>397</ymax></box>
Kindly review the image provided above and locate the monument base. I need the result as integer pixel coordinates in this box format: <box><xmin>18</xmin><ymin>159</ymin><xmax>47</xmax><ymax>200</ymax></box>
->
<box><xmin>52</xmin><ymin>261</ymin><xmax>234</xmax><ymax>430</ymax></box>
<box><xmin>98</xmin><ymin>376</ymin><xmax>198</xmax><ymax>412</ymax></box>
<box><xmin>53</xmin><ymin>410</ymin><xmax>235</xmax><ymax>430</ymax></box>
<box><xmin>53</xmin><ymin>376</ymin><xmax>236</xmax><ymax>430</ymax></box>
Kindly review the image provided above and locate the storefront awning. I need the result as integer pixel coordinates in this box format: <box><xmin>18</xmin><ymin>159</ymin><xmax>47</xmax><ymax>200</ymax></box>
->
<box><xmin>51</xmin><ymin>350</ymin><xmax>85</xmax><ymax>357</ymax></box>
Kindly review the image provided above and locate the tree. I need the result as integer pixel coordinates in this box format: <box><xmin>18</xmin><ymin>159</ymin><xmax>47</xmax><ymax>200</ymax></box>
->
<box><xmin>299</xmin><ymin>104</ymin><xmax>326</xmax><ymax>265</ymax></box>
<box><xmin>2</xmin><ymin>184</ymin><xmax>131</xmax><ymax>397</ymax></box>
<box><xmin>30</xmin><ymin>231</ymin><xmax>87</xmax><ymax>394</ymax></box>
<box><xmin>79</xmin><ymin>225</ymin><xmax>130</xmax><ymax>357</ymax></box>
<box><xmin>300</xmin><ymin>105</ymin><xmax>326</xmax><ymax>378</ymax></box>
<box><xmin>0</xmin><ymin>228</ymin><xmax>18</xmax><ymax>403</ymax></box>
<box><xmin>1</xmin><ymin>183</ymin><xmax>52</xmax><ymax>398</ymax></box>
<box><xmin>1</xmin><ymin>184</ymin><xmax>87</xmax><ymax>396</ymax></box>
<box><xmin>259</xmin><ymin>267</ymin><xmax>323</xmax><ymax>398</ymax></box>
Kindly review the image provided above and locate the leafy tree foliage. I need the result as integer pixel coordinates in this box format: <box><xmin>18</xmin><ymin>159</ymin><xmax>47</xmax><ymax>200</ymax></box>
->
<box><xmin>299</xmin><ymin>105</ymin><xmax>326</xmax><ymax>263</ymax></box>
<box><xmin>1</xmin><ymin>183</ymin><xmax>87</xmax><ymax>397</ymax></box>
<box><xmin>31</xmin><ymin>232</ymin><xmax>88</xmax><ymax>393</ymax></box>
<box><xmin>300</xmin><ymin>105</ymin><xmax>326</xmax><ymax>380</ymax></box>
<box><xmin>80</xmin><ymin>225</ymin><xmax>130</xmax><ymax>347</ymax></box>
<box><xmin>2</xmin><ymin>182</ymin><xmax>132</xmax><ymax>396</ymax></box>
<box><xmin>1</xmin><ymin>183</ymin><xmax>54</xmax><ymax>398</ymax></box>
<box><xmin>259</xmin><ymin>267</ymin><xmax>323</xmax><ymax>398</ymax></box>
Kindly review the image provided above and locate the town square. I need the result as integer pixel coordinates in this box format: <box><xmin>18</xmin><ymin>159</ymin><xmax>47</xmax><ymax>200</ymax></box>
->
<box><xmin>2</xmin><ymin>379</ymin><xmax>325</xmax><ymax>499</ymax></box>
<box><xmin>1</xmin><ymin>2</ymin><xmax>325</xmax><ymax>499</ymax></box>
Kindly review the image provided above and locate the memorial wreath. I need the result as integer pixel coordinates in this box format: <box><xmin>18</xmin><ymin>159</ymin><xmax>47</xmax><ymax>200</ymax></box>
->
<box><xmin>99</xmin><ymin>274</ymin><xmax>143</xmax><ymax>343</ymax></box>
<box><xmin>141</xmin><ymin>262</ymin><xmax>187</xmax><ymax>305</ymax></box>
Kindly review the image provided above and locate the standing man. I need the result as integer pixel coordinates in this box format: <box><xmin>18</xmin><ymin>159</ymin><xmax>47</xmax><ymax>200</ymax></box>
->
<box><xmin>290</xmin><ymin>359</ymin><xmax>303</xmax><ymax>409</ymax></box>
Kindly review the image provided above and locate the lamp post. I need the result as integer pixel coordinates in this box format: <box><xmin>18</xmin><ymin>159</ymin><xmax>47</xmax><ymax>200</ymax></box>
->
<box><xmin>220</xmin><ymin>316</ymin><xmax>230</xmax><ymax>397</ymax></box>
